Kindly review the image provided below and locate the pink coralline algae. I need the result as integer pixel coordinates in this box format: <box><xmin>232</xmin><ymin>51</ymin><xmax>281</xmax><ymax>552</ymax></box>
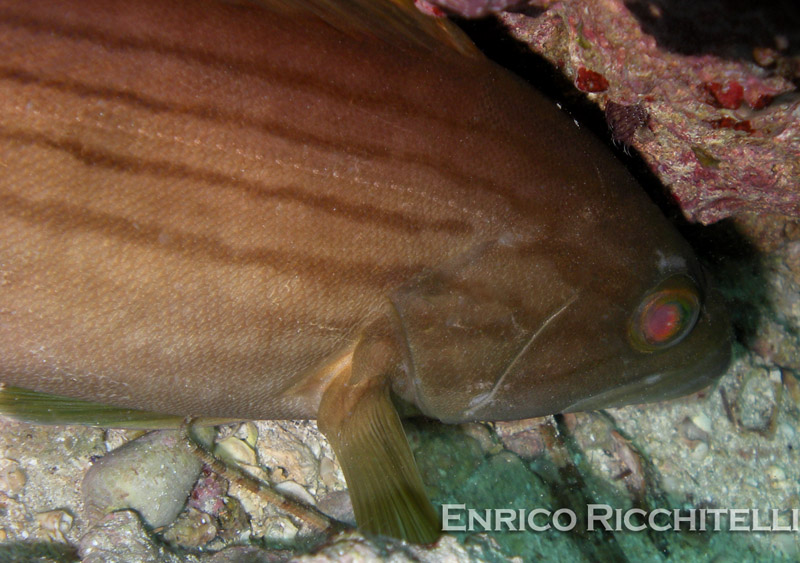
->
<box><xmin>705</xmin><ymin>81</ymin><xmax>745</xmax><ymax>110</ymax></box>
<box><xmin>576</xmin><ymin>67</ymin><xmax>610</xmax><ymax>92</ymax></box>
<box><xmin>426</xmin><ymin>0</ymin><xmax>800</xmax><ymax>223</ymax></box>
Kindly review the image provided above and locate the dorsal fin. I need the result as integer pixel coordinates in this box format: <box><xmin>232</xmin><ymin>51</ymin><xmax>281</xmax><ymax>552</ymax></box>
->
<box><xmin>246</xmin><ymin>0</ymin><xmax>482</xmax><ymax>57</ymax></box>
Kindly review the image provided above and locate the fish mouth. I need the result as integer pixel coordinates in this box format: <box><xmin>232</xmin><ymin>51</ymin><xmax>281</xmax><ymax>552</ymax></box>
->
<box><xmin>562</xmin><ymin>330</ymin><xmax>732</xmax><ymax>413</ymax></box>
<box><xmin>564</xmin><ymin>277</ymin><xmax>733</xmax><ymax>414</ymax></box>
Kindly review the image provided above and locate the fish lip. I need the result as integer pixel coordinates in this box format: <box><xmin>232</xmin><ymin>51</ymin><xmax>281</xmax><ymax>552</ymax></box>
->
<box><xmin>562</xmin><ymin>333</ymin><xmax>731</xmax><ymax>414</ymax></box>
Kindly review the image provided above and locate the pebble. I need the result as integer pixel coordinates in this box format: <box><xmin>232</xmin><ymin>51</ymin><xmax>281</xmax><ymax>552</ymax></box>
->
<box><xmin>82</xmin><ymin>429</ymin><xmax>209</xmax><ymax>529</ymax></box>
<box><xmin>214</xmin><ymin>435</ymin><xmax>268</xmax><ymax>481</ymax></box>
<box><xmin>215</xmin><ymin>435</ymin><xmax>258</xmax><ymax>467</ymax></box>
<box><xmin>236</xmin><ymin>422</ymin><xmax>259</xmax><ymax>449</ymax></box>
<box><xmin>318</xmin><ymin>456</ymin><xmax>339</xmax><ymax>489</ymax></box>
<box><xmin>689</xmin><ymin>441</ymin><xmax>709</xmax><ymax>462</ymax></box>
<box><xmin>162</xmin><ymin>507</ymin><xmax>218</xmax><ymax>548</ymax></box>
<box><xmin>460</xmin><ymin>422</ymin><xmax>501</xmax><ymax>454</ymax></box>
<box><xmin>316</xmin><ymin>490</ymin><xmax>355</xmax><ymax>526</ymax></box>
<box><xmin>738</xmin><ymin>369</ymin><xmax>779</xmax><ymax>431</ymax></box>
<box><xmin>274</xmin><ymin>480</ymin><xmax>316</xmax><ymax>506</ymax></box>
<box><xmin>0</xmin><ymin>459</ymin><xmax>26</xmax><ymax>497</ymax></box>
<box><xmin>493</xmin><ymin>419</ymin><xmax>547</xmax><ymax>459</ymax></box>
<box><xmin>679</xmin><ymin>417</ymin><xmax>710</xmax><ymax>443</ymax></box>
<box><xmin>765</xmin><ymin>465</ymin><xmax>786</xmax><ymax>482</ymax></box>
<box><xmin>691</xmin><ymin>412</ymin><xmax>713</xmax><ymax>434</ymax></box>
<box><xmin>79</xmin><ymin>510</ymin><xmax>186</xmax><ymax>563</ymax></box>
<box><xmin>35</xmin><ymin>509</ymin><xmax>73</xmax><ymax>542</ymax></box>
<box><xmin>262</xmin><ymin>516</ymin><xmax>298</xmax><ymax>542</ymax></box>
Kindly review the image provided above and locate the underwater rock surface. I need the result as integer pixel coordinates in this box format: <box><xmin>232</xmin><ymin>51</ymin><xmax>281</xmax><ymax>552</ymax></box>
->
<box><xmin>434</xmin><ymin>0</ymin><xmax>800</xmax><ymax>223</ymax></box>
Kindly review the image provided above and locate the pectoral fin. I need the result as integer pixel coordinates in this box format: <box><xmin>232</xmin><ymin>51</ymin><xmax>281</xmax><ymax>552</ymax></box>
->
<box><xmin>317</xmin><ymin>337</ymin><xmax>439</xmax><ymax>544</ymax></box>
<box><xmin>0</xmin><ymin>384</ymin><xmax>234</xmax><ymax>429</ymax></box>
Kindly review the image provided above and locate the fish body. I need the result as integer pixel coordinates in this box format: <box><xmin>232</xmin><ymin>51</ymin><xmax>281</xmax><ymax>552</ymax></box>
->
<box><xmin>0</xmin><ymin>0</ymin><xmax>730</xmax><ymax>542</ymax></box>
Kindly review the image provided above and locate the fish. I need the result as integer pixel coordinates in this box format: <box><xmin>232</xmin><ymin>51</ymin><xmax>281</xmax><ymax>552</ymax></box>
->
<box><xmin>0</xmin><ymin>0</ymin><xmax>730</xmax><ymax>544</ymax></box>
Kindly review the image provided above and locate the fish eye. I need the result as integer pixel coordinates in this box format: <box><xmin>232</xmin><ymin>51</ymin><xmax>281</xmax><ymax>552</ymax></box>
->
<box><xmin>628</xmin><ymin>275</ymin><xmax>701</xmax><ymax>352</ymax></box>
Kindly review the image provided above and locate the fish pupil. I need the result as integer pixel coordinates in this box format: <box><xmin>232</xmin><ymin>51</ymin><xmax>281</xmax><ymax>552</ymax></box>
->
<box><xmin>643</xmin><ymin>299</ymin><xmax>684</xmax><ymax>344</ymax></box>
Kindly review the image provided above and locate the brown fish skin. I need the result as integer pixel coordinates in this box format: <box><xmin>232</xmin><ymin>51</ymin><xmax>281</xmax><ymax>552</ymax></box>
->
<box><xmin>0</xmin><ymin>0</ymin><xmax>730</xmax><ymax>542</ymax></box>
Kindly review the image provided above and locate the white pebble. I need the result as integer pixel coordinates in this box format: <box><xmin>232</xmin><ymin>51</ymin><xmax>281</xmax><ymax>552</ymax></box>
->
<box><xmin>275</xmin><ymin>480</ymin><xmax>316</xmax><ymax>506</ymax></box>
<box><xmin>766</xmin><ymin>465</ymin><xmax>786</xmax><ymax>481</ymax></box>
<box><xmin>691</xmin><ymin>413</ymin><xmax>712</xmax><ymax>434</ymax></box>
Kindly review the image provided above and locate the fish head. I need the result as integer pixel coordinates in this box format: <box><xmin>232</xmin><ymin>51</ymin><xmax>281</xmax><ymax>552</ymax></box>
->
<box><xmin>390</xmin><ymin>184</ymin><xmax>731</xmax><ymax>424</ymax></box>
<box><xmin>556</xmin><ymin>264</ymin><xmax>731</xmax><ymax>416</ymax></box>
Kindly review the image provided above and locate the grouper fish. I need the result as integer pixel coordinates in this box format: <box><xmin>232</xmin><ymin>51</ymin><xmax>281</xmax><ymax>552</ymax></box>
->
<box><xmin>0</xmin><ymin>0</ymin><xmax>730</xmax><ymax>543</ymax></box>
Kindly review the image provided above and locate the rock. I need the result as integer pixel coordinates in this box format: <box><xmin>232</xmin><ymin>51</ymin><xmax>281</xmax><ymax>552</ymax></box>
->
<box><xmin>200</xmin><ymin>545</ymin><xmax>294</xmax><ymax>563</ymax></box>
<box><xmin>316</xmin><ymin>490</ymin><xmax>355</xmax><ymax>526</ymax></box>
<box><xmin>161</xmin><ymin>507</ymin><xmax>218</xmax><ymax>548</ymax></box>
<box><xmin>35</xmin><ymin>509</ymin><xmax>74</xmax><ymax>542</ymax></box>
<box><xmin>0</xmin><ymin>458</ymin><xmax>26</xmax><ymax>497</ymax></box>
<box><xmin>79</xmin><ymin>510</ymin><xmax>192</xmax><ymax>563</ymax></box>
<box><xmin>82</xmin><ymin>429</ymin><xmax>208</xmax><ymax>529</ymax></box>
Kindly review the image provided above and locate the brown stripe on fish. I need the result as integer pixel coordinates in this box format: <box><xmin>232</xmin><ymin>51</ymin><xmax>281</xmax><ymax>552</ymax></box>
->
<box><xmin>0</xmin><ymin>62</ymin><xmax>525</xmax><ymax>217</ymax></box>
<box><xmin>0</xmin><ymin>7</ymin><xmax>442</xmax><ymax>122</ymax></box>
<box><xmin>0</xmin><ymin>5</ymin><xmax>532</xmax><ymax>211</ymax></box>
<box><xmin>0</xmin><ymin>113</ymin><xmax>472</xmax><ymax>236</ymax></box>
<box><xmin>0</xmin><ymin>6</ymin><xmax>520</xmax><ymax>144</ymax></box>
<box><xmin>0</xmin><ymin>188</ymin><xmax>425</xmax><ymax>290</ymax></box>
